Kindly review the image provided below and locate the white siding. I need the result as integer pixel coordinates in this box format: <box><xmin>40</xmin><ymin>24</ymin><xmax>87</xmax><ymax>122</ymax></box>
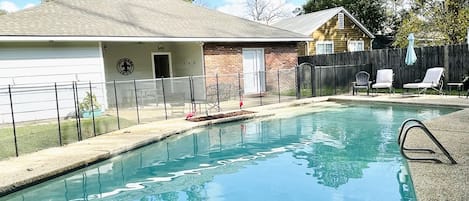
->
<box><xmin>0</xmin><ymin>42</ymin><xmax>106</xmax><ymax>123</ymax></box>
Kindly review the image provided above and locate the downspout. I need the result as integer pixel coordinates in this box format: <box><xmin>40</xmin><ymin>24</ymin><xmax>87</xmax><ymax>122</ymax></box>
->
<box><xmin>200</xmin><ymin>42</ymin><xmax>205</xmax><ymax>75</ymax></box>
<box><xmin>98</xmin><ymin>41</ymin><xmax>109</xmax><ymax>109</ymax></box>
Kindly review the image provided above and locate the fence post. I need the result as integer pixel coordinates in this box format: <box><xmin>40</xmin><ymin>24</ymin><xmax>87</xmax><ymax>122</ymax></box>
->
<box><xmin>189</xmin><ymin>76</ymin><xmax>194</xmax><ymax>112</ymax></box>
<box><xmin>89</xmin><ymin>81</ymin><xmax>97</xmax><ymax>136</ymax></box>
<box><xmin>72</xmin><ymin>82</ymin><xmax>79</xmax><ymax>141</ymax></box>
<box><xmin>161</xmin><ymin>78</ymin><xmax>168</xmax><ymax>120</ymax></box>
<box><xmin>76</xmin><ymin>82</ymin><xmax>82</xmax><ymax>140</ymax></box>
<box><xmin>133</xmin><ymin>80</ymin><xmax>140</xmax><ymax>124</ymax></box>
<box><xmin>259</xmin><ymin>71</ymin><xmax>263</xmax><ymax>106</ymax></box>
<box><xmin>8</xmin><ymin>85</ymin><xmax>18</xmax><ymax>157</ymax></box>
<box><xmin>319</xmin><ymin>67</ymin><xmax>322</xmax><ymax>96</ymax></box>
<box><xmin>311</xmin><ymin>66</ymin><xmax>316</xmax><ymax>97</ymax></box>
<box><xmin>277</xmin><ymin>69</ymin><xmax>281</xmax><ymax>103</ymax></box>
<box><xmin>334</xmin><ymin>65</ymin><xmax>337</xmax><ymax>95</ymax></box>
<box><xmin>54</xmin><ymin>83</ymin><xmax>63</xmax><ymax>146</ymax></box>
<box><xmin>215</xmin><ymin>74</ymin><xmax>220</xmax><ymax>112</ymax></box>
<box><xmin>113</xmin><ymin>80</ymin><xmax>121</xmax><ymax>130</ymax></box>
<box><xmin>72</xmin><ymin>82</ymin><xmax>82</xmax><ymax>141</ymax></box>
<box><xmin>295</xmin><ymin>65</ymin><xmax>301</xmax><ymax>99</ymax></box>
<box><xmin>238</xmin><ymin>72</ymin><xmax>242</xmax><ymax>109</ymax></box>
<box><xmin>444</xmin><ymin>45</ymin><xmax>449</xmax><ymax>84</ymax></box>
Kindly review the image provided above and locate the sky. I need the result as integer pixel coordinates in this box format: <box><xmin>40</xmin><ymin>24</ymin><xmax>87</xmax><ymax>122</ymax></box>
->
<box><xmin>1</xmin><ymin>0</ymin><xmax>307</xmax><ymax>21</ymax></box>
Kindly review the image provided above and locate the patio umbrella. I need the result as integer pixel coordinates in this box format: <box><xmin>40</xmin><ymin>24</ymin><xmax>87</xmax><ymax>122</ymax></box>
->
<box><xmin>405</xmin><ymin>33</ymin><xmax>417</xmax><ymax>66</ymax></box>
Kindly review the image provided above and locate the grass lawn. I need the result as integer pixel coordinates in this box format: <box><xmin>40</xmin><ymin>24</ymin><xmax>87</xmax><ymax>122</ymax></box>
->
<box><xmin>0</xmin><ymin>115</ymin><xmax>136</xmax><ymax>159</ymax></box>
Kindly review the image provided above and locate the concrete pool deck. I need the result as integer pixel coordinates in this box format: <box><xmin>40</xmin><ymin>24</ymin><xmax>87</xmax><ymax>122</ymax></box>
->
<box><xmin>0</xmin><ymin>94</ymin><xmax>468</xmax><ymax>200</ymax></box>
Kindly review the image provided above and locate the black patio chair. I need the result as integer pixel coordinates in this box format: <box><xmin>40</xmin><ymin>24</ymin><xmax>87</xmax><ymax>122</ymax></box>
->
<box><xmin>353</xmin><ymin>71</ymin><xmax>371</xmax><ymax>96</ymax></box>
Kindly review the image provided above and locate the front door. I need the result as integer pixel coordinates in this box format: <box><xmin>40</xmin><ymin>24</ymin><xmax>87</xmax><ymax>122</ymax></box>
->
<box><xmin>153</xmin><ymin>53</ymin><xmax>172</xmax><ymax>78</ymax></box>
<box><xmin>242</xmin><ymin>48</ymin><xmax>265</xmax><ymax>94</ymax></box>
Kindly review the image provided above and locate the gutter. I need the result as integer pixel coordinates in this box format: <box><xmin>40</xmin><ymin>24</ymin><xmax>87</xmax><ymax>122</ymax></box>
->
<box><xmin>0</xmin><ymin>36</ymin><xmax>314</xmax><ymax>42</ymax></box>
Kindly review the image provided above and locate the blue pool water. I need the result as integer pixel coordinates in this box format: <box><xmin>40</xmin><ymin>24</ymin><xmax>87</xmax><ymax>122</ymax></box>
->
<box><xmin>1</xmin><ymin>103</ymin><xmax>458</xmax><ymax>201</ymax></box>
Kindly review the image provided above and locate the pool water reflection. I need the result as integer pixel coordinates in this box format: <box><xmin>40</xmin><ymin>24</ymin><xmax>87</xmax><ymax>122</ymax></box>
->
<box><xmin>1</xmin><ymin>103</ymin><xmax>458</xmax><ymax>201</ymax></box>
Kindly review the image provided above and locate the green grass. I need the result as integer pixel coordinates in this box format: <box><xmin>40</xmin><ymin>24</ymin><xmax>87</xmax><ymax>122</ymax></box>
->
<box><xmin>0</xmin><ymin>115</ymin><xmax>136</xmax><ymax>159</ymax></box>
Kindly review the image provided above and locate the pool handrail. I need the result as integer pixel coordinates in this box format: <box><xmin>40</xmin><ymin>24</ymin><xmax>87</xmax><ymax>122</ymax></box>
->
<box><xmin>397</xmin><ymin>118</ymin><xmax>457</xmax><ymax>164</ymax></box>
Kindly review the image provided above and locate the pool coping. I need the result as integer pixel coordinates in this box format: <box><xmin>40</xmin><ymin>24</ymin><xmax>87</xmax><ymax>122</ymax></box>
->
<box><xmin>0</xmin><ymin>98</ymin><xmax>326</xmax><ymax>196</ymax></box>
<box><xmin>0</xmin><ymin>112</ymin><xmax>268</xmax><ymax>196</ymax></box>
<box><xmin>0</xmin><ymin>95</ymin><xmax>468</xmax><ymax>200</ymax></box>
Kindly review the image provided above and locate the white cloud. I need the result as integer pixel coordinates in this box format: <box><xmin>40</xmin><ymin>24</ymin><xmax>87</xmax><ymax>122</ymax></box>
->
<box><xmin>0</xmin><ymin>1</ymin><xmax>19</xmax><ymax>12</ymax></box>
<box><xmin>0</xmin><ymin>1</ymin><xmax>36</xmax><ymax>13</ymax></box>
<box><xmin>217</xmin><ymin>0</ymin><xmax>248</xmax><ymax>19</ymax></box>
<box><xmin>216</xmin><ymin>0</ymin><xmax>298</xmax><ymax>24</ymax></box>
<box><xmin>24</xmin><ymin>3</ymin><xmax>36</xmax><ymax>9</ymax></box>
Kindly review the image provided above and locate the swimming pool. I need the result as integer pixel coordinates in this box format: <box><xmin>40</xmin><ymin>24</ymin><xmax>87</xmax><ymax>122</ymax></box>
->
<box><xmin>1</xmin><ymin>102</ymin><xmax>458</xmax><ymax>201</ymax></box>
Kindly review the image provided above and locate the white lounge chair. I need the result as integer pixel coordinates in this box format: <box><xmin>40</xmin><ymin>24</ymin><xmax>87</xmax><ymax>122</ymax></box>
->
<box><xmin>403</xmin><ymin>67</ymin><xmax>444</xmax><ymax>95</ymax></box>
<box><xmin>372</xmin><ymin>69</ymin><xmax>394</xmax><ymax>94</ymax></box>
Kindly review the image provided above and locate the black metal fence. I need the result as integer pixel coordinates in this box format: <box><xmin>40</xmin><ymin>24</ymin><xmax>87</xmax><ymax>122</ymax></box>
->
<box><xmin>0</xmin><ymin>63</ymin><xmax>372</xmax><ymax>160</ymax></box>
<box><xmin>0</xmin><ymin>69</ymin><xmax>297</xmax><ymax>159</ymax></box>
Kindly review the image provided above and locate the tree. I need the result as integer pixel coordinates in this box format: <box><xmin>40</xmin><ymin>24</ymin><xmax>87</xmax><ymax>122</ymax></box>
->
<box><xmin>394</xmin><ymin>0</ymin><xmax>469</xmax><ymax>47</ymax></box>
<box><xmin>301</xmin><ymin>0</ymin><xmax>387</xmax><ymax>34</ymax></box>
<box><xmin>245</xmin><ymin>0</ymin><xmax>294</xmax><ymax>25</ymax></box>
<box><xmin>0</xmin><ymin>9</ymin><xmax>6</xmax><ymax>15</ymax></box>
<box><xmin>393</xmin><ymin>13</ymin><xmax>424</xmax><ymax>47</ymax></box>
<box><xmin>183</xmin><ymin>0</ymin><xmax>209</xmax><ymax>7</ymax></box>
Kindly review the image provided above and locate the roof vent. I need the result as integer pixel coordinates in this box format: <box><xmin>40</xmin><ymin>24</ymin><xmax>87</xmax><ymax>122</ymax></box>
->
<box><xmin>338</xmin><ymin>13</ymin><xmax>344</xmax><ymax>29</ymax></box>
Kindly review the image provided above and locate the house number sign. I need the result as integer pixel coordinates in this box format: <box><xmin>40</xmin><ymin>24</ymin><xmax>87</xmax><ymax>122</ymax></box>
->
<box><xmin>116</xmin><ymin>58</ymin><xmax>134</xmax><ymax>75</ymax></box>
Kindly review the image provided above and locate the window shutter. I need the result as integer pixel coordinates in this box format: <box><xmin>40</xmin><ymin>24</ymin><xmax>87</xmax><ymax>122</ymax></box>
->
<box><xmin>338</xmin><ymin>13</ymin><xmax>344</xmax><ymax>29</ymax></box>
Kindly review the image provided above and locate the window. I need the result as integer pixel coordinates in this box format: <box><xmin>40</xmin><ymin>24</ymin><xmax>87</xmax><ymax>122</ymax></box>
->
<box><xmin>348</xmin><ymin>40</ymin><xmax>364</xmax><ymax>52</ymax></box>
<box><xmin>338</xmin><ymin>13</ymin><xmax>344</xmax><ymax>29</ymax></box>
<box><xmin>316</xmin><ymin>41</ymin><xmax>334</xmax><ymax>54</ymax></box>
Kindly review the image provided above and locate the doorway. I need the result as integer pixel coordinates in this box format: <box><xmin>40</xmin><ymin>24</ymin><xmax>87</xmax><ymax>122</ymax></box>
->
<box><xmin>152</xmin><ymin>53</ymin><xmax>172</xmax><ymax>78</ymax></box>
<box><xmin>242</xmin><ymin>48</ymin><xmax>265</xmax><ymax>94</ymax></box>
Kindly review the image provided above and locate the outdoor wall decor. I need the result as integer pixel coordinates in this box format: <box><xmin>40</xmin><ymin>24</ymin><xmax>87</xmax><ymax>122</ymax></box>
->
<box><xmin>116</xmin><ymin>58</ymin><xmax>134</xmax><ymax>75</ymax></box>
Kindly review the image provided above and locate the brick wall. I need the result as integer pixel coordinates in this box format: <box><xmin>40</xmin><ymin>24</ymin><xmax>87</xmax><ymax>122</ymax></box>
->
<box><xmin>203</xmin><ymin>42</ymin><xmax>298</xmax><ymax>76</ymax></box>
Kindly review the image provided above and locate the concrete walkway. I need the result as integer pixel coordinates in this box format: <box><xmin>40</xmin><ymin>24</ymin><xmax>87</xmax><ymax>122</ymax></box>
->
<box><xmin>0</xmin><ymin>94</ymin><xmax>468</xmax><ymax>200</ymax></box>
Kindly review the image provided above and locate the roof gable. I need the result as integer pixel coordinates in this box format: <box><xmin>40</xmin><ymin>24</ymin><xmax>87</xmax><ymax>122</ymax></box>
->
<box><xmin>272</xmin><ymin>7</ymin><xmax>374</xmax><ymax>39</ymax></box>
<box><xmin>0</xmin><ymin>0</ymin><xmax>309</xmax><ymax>41</ymax></box>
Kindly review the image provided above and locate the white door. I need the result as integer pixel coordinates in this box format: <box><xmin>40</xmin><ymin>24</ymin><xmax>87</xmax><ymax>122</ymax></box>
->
<box><xmin>242</xmin><ymin>48</ymin><xmax>265</xmax><ymax>94</ymax></box>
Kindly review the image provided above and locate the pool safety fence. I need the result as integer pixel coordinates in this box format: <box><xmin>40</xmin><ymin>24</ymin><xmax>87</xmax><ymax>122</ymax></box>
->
<box><xmin>0</xmin><ymin>64</ymin><xmax>358</xmax><ymax>159</ymax></box>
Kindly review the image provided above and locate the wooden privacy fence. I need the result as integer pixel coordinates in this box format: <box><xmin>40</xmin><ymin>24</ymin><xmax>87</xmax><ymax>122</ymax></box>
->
<box><xmin>296</xmin><ymin>63</ymin><xmax>371</xmax><ymax>97</ymax></box>
<box><xmin>299</xmin><ymin>44</ymin><xmax>469</xmax><ymax>87</ymax></box>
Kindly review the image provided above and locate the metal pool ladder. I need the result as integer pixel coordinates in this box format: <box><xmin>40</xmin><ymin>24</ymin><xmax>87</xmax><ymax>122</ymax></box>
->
<box><xmin>397</xmin><ymin>118</ymin><xmax>457</xmax><ymax>164</ymax></box>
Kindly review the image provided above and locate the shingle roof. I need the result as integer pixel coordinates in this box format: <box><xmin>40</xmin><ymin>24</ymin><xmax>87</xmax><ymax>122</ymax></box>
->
<box><xmin>0</xmin><ymin>0</ymin><xmax>309</xmax><ymax>41</ymax></box>
<box><xmin>272</xmin><ymin>7</ymin><xmax>374</xmax><ymax>39</ymax></box>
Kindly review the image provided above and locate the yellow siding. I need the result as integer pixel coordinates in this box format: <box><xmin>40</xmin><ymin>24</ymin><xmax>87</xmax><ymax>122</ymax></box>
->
<box><xmin>307</xmin><ymin>13</ymin><xmax>372</xmax><ymax>55</ymax></box>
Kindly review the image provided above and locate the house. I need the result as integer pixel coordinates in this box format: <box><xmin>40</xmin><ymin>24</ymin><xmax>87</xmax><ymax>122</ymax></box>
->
<box><xmin>272</xmin><ymin>7</ymin><xmax>375</xmax><ymax>55</ymax></box>
<box><xmin>0</xmin><ymin>0</ymin><xmax>309</xmax><ymax>122</ymax></box>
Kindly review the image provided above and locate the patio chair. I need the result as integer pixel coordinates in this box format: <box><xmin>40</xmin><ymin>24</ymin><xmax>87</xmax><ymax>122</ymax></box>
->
<box><xmin>372</xmin><ymin>69</ymin><xmax>394</xmax><ymax>94</ymax></box>
<box><xmin>353</xmin><ymin>71</ymin><xmax>371</xmax><ymax>96</ymax></box>
<box><xmin>166</xmin><ymin>92</ymin><xmax>186</xmax><ymax>115</ymax></box>
<box><xmin>205</xmin><ymin>85</ymin><xmax>221</xmax><ymax>113</ymax></box>
<box><xmin>403</xmin><ymin>67</ymin><xmax>444</xmax><ymax>95</ymax></box>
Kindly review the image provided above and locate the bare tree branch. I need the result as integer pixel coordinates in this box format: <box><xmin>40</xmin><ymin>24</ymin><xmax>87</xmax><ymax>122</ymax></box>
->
<box><xmin>245</xmin><ymin>0</ymin><xmax>293</xmax><ymax>24</ymax></box>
